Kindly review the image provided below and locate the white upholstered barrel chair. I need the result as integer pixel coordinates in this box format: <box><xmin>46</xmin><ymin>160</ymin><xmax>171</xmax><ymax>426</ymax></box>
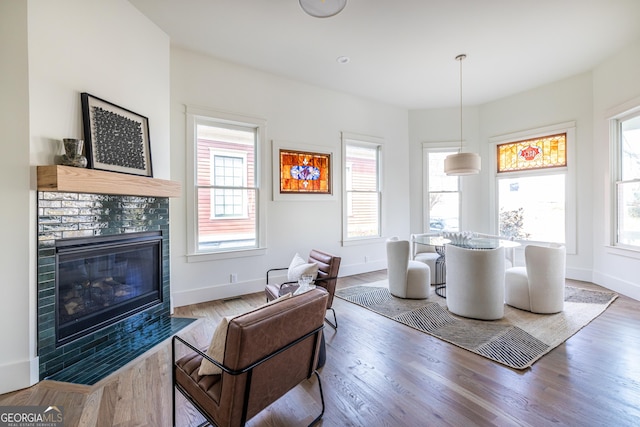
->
<box><xmin>472</xmin><ymin>232</ymin><xmax>516</xmax><ymax>269</ymax></box>
<box><xmin>386</xmin><ymin>237</ymin><xmax>431</xmax><ymax>299</ymax></box>
<box><xmin>504</xmin><ymin>244</ymin><xmax>566</xmax><ymax>314</ymax></box>
<box><xmin>445</xmin><ymin>244</ymin><xmax>505</xmax><ymax>320</ymax></box>
<box><xmin>410</xmin><ymin>233</ymin><xmax>441</xmax><ymax>285</ymax></box>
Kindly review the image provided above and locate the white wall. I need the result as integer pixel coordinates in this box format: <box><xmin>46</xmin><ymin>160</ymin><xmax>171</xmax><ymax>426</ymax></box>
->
<box><xmin>410</xmin><ymin>58</ymin><xmax>640</xmax><ymax>299</ymax></box>
<box><xmin>408</xmin><ymin>105</ymin><xmax>483</xmax><ymax>233</ymax></box>
<box><xmin>169</xmin><ymin>48</ymin><xmax>410</xmax><ymax>306</ymax></box>
<box><xmin>0</xmin><ymin>0</ymin><xmax>170</xmax><ymax>394</ymax></box>
<box><xmin>478</xmin><ymin>72</ymin><xmax>595</xmax><ymax>281</ymax></box>
<box><xmin>0</xmin><ymin>0</ymin><xmax>34</xmax><ymax>395</ymax></box>
<box><xmin>409</xmin><ymin>72</ymin><xmax>596</xmax><ymax>283</ymax></box>
<box><xmin>592</xmin><ymin>39</ymin><xmax>640</xmax><ymax>300</ymax></box>
<box><xmin>28</xmin><ymin>0</ymin><xmax>171</xmax><ymax>176</ymax></box>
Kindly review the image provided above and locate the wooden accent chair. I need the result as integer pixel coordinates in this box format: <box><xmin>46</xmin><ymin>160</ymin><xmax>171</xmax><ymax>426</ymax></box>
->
<box><xmin>172</xmin><ymin>289</ymin><xmax>328</xmax><ymax>427</ymax></box>
<box><xmin>264</xmin><ymin>249</ymin><xmax>341</xmax><ymax>329</ymax></box>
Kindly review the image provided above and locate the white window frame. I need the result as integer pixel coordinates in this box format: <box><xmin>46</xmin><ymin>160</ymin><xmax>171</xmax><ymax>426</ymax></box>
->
<box><xmin>341</xmin><ymin>132</ymin><xmax>384</xmax><ymax>246</ymax></box>
<box><xmin>185</xmin><ymin>106</ymin><xmax>266</xmax><ymax>262</ymax></box>
<box><xmin>608</xmin><ymin>99</ymin><xmax>640</xmax><ymax>254</ymax></box>
<box><xmin>210</xmin><ymin>149</ymin><xmax>249</xmax><ymax>219</ymax></box>
<box><xmin>489</xmin><ymin>121</ymin><xmax>577</xmax><ymax>254</ymax></box>
<box><xmin>422</xmin><ymin>143</ymin><xmax>462</xmax><ymax>233</ymax></box>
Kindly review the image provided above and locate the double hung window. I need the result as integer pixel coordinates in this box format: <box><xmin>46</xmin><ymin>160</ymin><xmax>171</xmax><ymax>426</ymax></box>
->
<box><xmin>424</xmin><ymin>148</ymin><xmax>460</xmax><ymax>232</ymax></box>
<box><xmin>342</xmin><ymin>134</ymin><xmax>382</xmax><ymax>241</ymax></box>
<box><xmin>186</xmin><ymin>107</ymin><xmax>265</xmax><ymax>257</ymax></box>
<box><xmin>612</xmin><ymin>111</ymin><xmax>640</xmax><ymax>249</ymax></box>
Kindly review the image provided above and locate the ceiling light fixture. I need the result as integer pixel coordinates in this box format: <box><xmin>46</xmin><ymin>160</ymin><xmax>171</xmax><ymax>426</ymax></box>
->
<box><xmin>299</xmin><ymin>0</ymin><xmax>347</xmax><ymax>18</ymax></box>
<box><xmin>336</xmin><ymin>56</ymin><xmax>350</xmax><ymax>64</ymax></box>
<box><xmin>444</xmin><ymin>54</ymin><xmax>481</xmax><ymax>176</ymax></box>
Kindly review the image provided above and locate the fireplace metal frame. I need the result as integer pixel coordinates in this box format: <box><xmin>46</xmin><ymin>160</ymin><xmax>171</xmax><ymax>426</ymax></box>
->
<box><xmin>54</xmin><ymin>231</ymin><xmax>163</xmax><ymax>347</ymax></box>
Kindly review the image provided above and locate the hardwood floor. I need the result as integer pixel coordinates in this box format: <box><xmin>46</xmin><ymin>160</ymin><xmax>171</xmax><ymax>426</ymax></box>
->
<box><xmin>2</xmin><ymin>271</ymin><xmax>639</xmax><ymax>426</ymax></box>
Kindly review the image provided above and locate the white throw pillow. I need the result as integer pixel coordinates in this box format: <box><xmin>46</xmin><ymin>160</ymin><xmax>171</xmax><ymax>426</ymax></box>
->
<box><xmin>287</xmin><ymin>253</ymin><xmax>319</xmax><ymax>282</ymax></box>
<box><xmin>198</xmin><ymin>292</ymin><xmax>292</xmax><ymax>376</ymax></box>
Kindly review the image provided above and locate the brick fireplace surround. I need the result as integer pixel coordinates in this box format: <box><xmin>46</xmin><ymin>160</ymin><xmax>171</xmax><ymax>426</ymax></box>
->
<box><xmin>37</xmin><ymin>190</ymin><xmax>192</xmax><ymax>385</ymax></box>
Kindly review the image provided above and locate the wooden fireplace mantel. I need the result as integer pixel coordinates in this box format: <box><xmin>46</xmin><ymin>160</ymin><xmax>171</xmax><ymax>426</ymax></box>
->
<box><xmin>37</xmin><ymin>165</ymin><xmax>181</xmax><ymax>198</ymax></box>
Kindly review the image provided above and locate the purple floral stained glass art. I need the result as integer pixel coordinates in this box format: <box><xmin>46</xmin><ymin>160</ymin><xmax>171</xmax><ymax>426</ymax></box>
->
<box><xmin>291</xmin><ymin>165</ymin><xmax>320</xmax><ymax>181</ymax></box>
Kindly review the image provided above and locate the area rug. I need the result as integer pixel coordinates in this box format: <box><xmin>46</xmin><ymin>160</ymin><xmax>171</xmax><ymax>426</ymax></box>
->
<box><xmin>335</xmin><ymin>282</ymin><xmax>617</xmax><ymax>370</ymax></box>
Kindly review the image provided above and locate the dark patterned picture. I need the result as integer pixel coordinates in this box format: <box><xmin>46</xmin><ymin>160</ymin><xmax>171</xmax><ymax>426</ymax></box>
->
<box><xmin>81</xmin><ymin>93</ymin><xmax>153</xmax><ymax>177</ymax></box>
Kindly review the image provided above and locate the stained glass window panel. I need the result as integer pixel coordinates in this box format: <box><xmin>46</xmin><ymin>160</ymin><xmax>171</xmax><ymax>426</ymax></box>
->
<box><xmin>279</xmin><ymin>149</ymin><xmax>331</xmax><ymax>194</ymax></box>
<box><xmin>497</xmin><ymin>133</ymin><xmax>566</xmax><ymax>172</ymax></box>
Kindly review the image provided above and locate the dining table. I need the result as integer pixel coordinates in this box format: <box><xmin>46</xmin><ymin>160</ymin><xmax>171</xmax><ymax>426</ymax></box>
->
<box><xmin>414</xmin><ymin>234</ymin><xmax>520</xmax><ymax>298</ymax></box>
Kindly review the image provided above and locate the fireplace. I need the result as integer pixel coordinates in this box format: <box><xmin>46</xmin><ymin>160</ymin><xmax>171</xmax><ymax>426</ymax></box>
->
<box><xmin>55</xmin><ymin>231</ymin><xmax>163</xmax><ymax>346</ymax></box>
<box><xmin>37</xmin><ymin>191</ymin><xmax>179</xmax><ymax>382</ymax></box>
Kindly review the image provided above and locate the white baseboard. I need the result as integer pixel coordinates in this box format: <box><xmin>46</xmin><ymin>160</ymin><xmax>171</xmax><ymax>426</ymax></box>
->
<box><xmin>339</xmin><ymin>260</ymin><xmax>386</xmax><ymax>277</ymax></box>
<box><xmin>592</xmin><ymin>270</ymin><xmax>640</xmax><ymax>301</ymax></box>
<box><xmin>566</xmin><ymin>266</ymin><xmax>593</xmax><ymax>283</ymax></box>
<box><xmin>172</xmin><ymin>262</ymin><xmax>387</xmax><ymax>308</ymax></box>
<box><xmin>0</xmin><ymin>356</ymin><xmax>39</xmax><ymax>394</ymax></box>
<box><xmin>172</xmin><ymin>279</ymin><xmax>268</xmax><ymax>307</ymax></box>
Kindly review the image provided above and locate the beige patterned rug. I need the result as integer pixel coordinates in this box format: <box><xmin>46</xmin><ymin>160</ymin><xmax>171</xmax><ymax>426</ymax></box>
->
<box><xmin>335</xmin><ymin>281</ymin><xmax>617</xmax><ymax>370</ymax></box>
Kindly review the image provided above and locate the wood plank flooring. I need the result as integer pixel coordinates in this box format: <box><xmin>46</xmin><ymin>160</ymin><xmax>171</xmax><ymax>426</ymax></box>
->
<box><xmin>2</xmin><ymin>271</ymin><xmax>639</xmax><ymax>426</ymax></box>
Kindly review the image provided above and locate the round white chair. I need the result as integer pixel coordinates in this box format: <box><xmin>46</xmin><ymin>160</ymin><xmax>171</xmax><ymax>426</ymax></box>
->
<box><xmin>445</xmin><ymin>244</ymin><xmax>505</xmax><ymax>320</ymax></box>
<box><xmin>505</xmin><ymin>244</ymin><xmax>566</xmax><ymax>314</ymax></box>
<box><xmin>410</xmin><ymin>233</ymin><xmax>442</xmax><ymax>285</ymax></box>
<box><xmin>386</xmin><ymin>237</ymin><xmax>431</xmax><ymax>299</ymax></box>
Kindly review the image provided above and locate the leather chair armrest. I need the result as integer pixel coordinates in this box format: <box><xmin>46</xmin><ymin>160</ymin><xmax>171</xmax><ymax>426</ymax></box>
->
<box><xmin>173</xmin><ymin>335</ymin><xmax>230</xmax><ymax>373</ymax></box>
<box><xmin>172</xmin><ymin>326</ymin><xmax>324</xmax><ymax>377</ymax></box>
<box><xmin>266</xmin><ymin>267</ymin><xmax>288</xmax><ymax>284</ymax></box>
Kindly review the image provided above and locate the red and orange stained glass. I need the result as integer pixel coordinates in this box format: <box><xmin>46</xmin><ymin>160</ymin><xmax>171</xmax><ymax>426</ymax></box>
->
<box><xmin>279</xmin><ymin>149</ymin><xmax>331</xmax><ymax>194</ymax></box>
<box><xmin>497</xmin><ymin>133</ymin><xmax>567</xmax><ymax>173</ymax></box>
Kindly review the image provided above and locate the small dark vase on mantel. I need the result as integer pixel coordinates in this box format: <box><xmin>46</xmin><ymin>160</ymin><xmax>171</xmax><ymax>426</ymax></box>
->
<box><xmin>57</xmin><ymin>138</ymin><xmax>88</xmax><ymax>168</ymax></box>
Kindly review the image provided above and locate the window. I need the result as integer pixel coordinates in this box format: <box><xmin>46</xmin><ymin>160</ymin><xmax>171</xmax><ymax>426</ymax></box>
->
<box><xmin>424</xmin><ymin>148</ymin><xmax>460</xmax><ymax>232</ymax></box>
<box><xmin>186</xmin><ymin>107</ymin><xmax>265</xmax><ymax>257</ymax></box>
<box><xmin>211</xmin><ymin>151</ymin><xmax>247</xmax><ymax>218</ymax></box>
<box><xmin>495</xmin><ymin>132</ymin><xmax>568</xmax><ymax>242</ymax></box>
<box><xmin>342</xmin><ymin>133</ymin><xmax>382</xmax><ymax>241</ymax></box>
<box><xmin>613</xmin><ymin>111</ymin><xmax>640</xmax><ymax>248</ymax></box>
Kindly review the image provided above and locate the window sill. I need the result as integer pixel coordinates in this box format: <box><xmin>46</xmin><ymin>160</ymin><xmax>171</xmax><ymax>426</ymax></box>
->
<box><xmin>342</xmin><ymin>236</ymin><xmax>386</xmax><ymax>247</ymax></box>
<box><xmin>604</xmin><ymin>245</ymin><xmax>640</xmax><ymax>260</ymax></box>
<box><xmin>186</xmin><ymin>247</ymin><xmax>267</xmax><ymax>263</ymax></box>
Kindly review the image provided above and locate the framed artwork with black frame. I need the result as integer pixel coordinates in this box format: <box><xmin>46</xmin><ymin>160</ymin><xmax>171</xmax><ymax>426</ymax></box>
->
<box><xmin>81</xmin><ymin>93</ymin><xmax>153</xmax><ymax>177</ymax></box>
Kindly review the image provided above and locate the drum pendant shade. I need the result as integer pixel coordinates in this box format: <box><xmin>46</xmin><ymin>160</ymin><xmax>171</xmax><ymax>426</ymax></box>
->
<box><xmin>445</xmin><ymin>54</ymin><xmax>481</xmax><ymax>176</ymax></box>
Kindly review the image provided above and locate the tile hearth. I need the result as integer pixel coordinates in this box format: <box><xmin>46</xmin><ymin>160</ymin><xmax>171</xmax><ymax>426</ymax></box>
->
<box><xmin>46</xmin><ymin>315</ymin><xmax>195</xmax><ymax>385</ymax></box>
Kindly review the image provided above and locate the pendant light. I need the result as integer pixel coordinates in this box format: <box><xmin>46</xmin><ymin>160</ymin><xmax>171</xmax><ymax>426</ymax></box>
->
<box><xmin>299</xmin><ymin>0</ymin><xmax>347</xmax><ymax>18</ymax></box>
<box><xmin>444</xmin><ymin>54</ymin><xmax>481</xmax><ymax>176</ymax></box>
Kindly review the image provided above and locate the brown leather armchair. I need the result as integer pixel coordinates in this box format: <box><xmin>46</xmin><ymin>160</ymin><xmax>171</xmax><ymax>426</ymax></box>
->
<box><xmin>172</xmin><ymin>289</ymin><xmax>328</xmax><ymax>427</ymax></box>
<box><xmin>264</xmin><ymin>249</ymin><xmax>341</xmax><ymax>329</ymax></box>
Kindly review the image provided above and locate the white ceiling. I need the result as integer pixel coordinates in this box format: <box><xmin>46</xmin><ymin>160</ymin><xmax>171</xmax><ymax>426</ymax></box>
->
<box><xmin>129</xmin><ymin>0</ymin><xmax>640</xmax><ymax>109</ymax></box>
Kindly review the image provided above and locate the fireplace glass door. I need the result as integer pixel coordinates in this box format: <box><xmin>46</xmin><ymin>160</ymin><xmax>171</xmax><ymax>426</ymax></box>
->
<box><xmin>55</xmin><ymin>232</ymin><xmax>162</xmax><ymax>345</ymax></box>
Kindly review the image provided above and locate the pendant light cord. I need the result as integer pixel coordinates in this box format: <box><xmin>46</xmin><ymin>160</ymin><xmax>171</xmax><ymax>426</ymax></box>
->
<box><xmin>456</xmin><ymin>54</ymin><xmax>466</xmax><ymax>153</ymax></box>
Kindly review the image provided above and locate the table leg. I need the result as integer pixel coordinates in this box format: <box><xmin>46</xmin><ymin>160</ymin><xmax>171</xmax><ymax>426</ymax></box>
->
<box><xmin>434</xmin><ymin>245</ymin><xmax>447</xmax><ymax>298</ymax></box>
